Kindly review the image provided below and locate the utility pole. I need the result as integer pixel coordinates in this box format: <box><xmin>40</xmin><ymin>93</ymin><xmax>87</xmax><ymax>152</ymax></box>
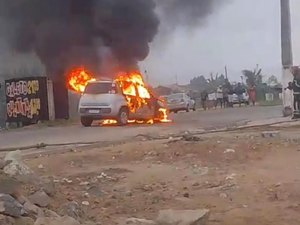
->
<box><xmin>281</xmin><ymin>0</ymin><xmax>294</xmax><ymax>114</ymax></box>
<box><xmin>224</xmin><ymin>66</ymin><xmax>228</xmax><ymax>80</ymax></box>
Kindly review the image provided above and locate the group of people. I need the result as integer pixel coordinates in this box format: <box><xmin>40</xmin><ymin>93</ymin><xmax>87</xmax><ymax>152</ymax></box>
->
<box><xmin>200</xmin><ymin>81</ymin><xmax>257</xmax><ymax>110</ymax></box>
<box><xmin>285</xmin><ymin>66</ymin><xmax>300</xmax><ymax>118</ymax></box>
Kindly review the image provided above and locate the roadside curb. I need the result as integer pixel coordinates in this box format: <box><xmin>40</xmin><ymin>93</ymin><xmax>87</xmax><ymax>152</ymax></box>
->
<box><xmin>0</xmin><ymin>117</ymin><xmax>298</xmax><ymax>153</ymax></box>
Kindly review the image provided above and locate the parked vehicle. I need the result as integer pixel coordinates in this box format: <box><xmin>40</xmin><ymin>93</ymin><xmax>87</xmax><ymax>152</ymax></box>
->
<box><xmin>78</xmin><ymin>80</ymin><xmax>162</xmax><ymax>127</ymax></box>
<box><xmin>230</xmin><ymin>92</ymin><xmax>249</xmax><ymax>105</ymax></box>
<box><xmin>166</xmin><ymin>93</ymin><xmax>196</xmax><ymax>113</ymax></box>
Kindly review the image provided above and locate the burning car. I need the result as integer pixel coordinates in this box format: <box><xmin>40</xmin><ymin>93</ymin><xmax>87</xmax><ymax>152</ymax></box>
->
<box><xmin>68</xmin><ymin>68</ymin><xmax>170</xmax><ymax>126</ymax></box>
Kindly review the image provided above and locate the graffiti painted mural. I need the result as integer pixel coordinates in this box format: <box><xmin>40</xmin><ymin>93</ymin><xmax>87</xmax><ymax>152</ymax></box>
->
<box><xmin>5</xmin><ymin>77</ymin><xmax>49</xmax><ymax>124</ymax></box>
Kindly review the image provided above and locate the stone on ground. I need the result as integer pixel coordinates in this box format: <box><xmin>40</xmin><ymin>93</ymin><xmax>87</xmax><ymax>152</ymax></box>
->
<box><xmin>28</xmin><ymin>191</ymin><xmax>51</xmax><ymax>208</ymax></box>
<box><xmin>0</xmin><ymin>194</ymin><xmax>25</xmax><ymax>217</ymax></box>
<box><xmin>156</xmin><ymin>209</ymin><xmax>210</xmax><ymax>225</ymax></box>
<box><xmin>24</xmin><ymin>200</ymin><xmax>43</xmax><ymax>217</ymax></box>
<box><xmin>3</xmin><ymin>150</ymin><xmax>33</xmax><ymax>176</ymax></box>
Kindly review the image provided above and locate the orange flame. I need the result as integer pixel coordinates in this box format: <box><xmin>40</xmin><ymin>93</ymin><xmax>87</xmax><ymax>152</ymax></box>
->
<box><xmin>67</xmin><ymin>67</ymin><xmax>95</xmax><ymax>93</ymax></box>
<box><xmin>159</xmin><ymin>108</ymin><xmax>172</xmax><ymax>123</ymax></box>
<box><xmin>67</xmin><ymin>68</ymin><xmax>171</xmax><ymax>123</ymax></box>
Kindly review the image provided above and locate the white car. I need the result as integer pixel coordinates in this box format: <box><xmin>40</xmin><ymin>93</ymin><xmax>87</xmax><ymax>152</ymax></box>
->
<box><xmin>78</xmin><ymin>80</ymin><xmax>163</xmax><ymax>126</ymax></box>
<box><xmin>166</xmin><ymin>93</ymin><xmax>196</xmax><ymax>113</ymax></box>
<box><xmin>230</xmin><ymin>93</ymin><xmax>249</xmax><ymax>105</ymax></box>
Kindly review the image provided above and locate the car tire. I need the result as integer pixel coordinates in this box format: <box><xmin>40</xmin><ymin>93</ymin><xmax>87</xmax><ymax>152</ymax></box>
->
<box><xmin>193</xmin><ymin>105</ymin><xmax>196</xmax><ymax>111</ymax></box>
<box><xmin>81</xmin><ymin>117</ymin><xmax>93</xmax><ymax>127</ymax></box>
<box><xmin>117</xmin><ymin>107</ymin><xmax>129</xmax><ymax>126</ymax></box>
<box><xmin>186</xmin><ymin>105</ymin><xmax>190</xmax><ymax>112</ymax></box>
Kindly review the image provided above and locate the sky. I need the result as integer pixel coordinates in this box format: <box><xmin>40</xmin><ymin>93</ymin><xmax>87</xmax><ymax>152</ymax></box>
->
<box><xmin>140</xmin><ymin>0</ymin><xmax>300</xmax><ymax>86</ymax></box>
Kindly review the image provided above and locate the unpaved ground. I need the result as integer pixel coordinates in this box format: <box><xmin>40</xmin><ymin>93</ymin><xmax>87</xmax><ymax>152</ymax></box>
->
<box><xmin>22</xmin><ymin>125</ymin><xmax>300</xmax><ymax>225</ymax></box>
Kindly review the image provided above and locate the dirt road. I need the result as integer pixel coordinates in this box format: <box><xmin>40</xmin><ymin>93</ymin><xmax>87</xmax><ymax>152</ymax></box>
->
<box><xmin>0</xmin><ymin>106</ymin><xmax>281</xmax><ymax>149</ymax></box>
<box><xmin>21</xmin><ymin>122</ymin><xmax>300</xmax><ymax>225</ymax></box>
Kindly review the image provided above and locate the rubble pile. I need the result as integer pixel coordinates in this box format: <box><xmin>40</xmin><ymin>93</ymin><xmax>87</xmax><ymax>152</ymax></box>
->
<box><xmin>0</xmin><ymin>151</ymin><xmax>98</xmax><ymax>225</ymax></box>
<box><xmin>0</xmin><ymin>150</ymin><xmax>210</xmax><ymax>225</ymax></box>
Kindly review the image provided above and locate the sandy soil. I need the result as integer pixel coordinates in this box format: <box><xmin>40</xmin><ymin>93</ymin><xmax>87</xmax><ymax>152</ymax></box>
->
<box><xmin>23</xmin><ymin>125</ymin><xmax>300</xmax><ymax>225</ymax></box>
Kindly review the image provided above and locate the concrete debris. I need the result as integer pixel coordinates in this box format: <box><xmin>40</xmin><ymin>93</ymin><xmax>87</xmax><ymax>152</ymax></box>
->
<box><xmin>0</xmin><ymin>194</ymin><xmax>25</xmax><ymax>218</ymax></box>
<box><xmin>3</xmin><ymin>150</ymin><xmax>33</xmax><ymax>176</ymax></box>
<box><xmin>59</xmin><ymin>201</ymin><xmax>84</xmax><ymax>220</ymax></box>
<box><xmin>224</xmin><ymin>149</ymin><xmax>235</xmax><ymax>154</ymax></box>
<box><xmin>156</xmin><ymin>209</ymin><xmax>210</xmax><ymax>225</ymax></box>
<box><xmin>261</xmin><ymin>131</ymin><xmax>280</xmax><ymax>138</ymax></box>
<box><xmin>34</xmin><ymin>215</ymin><xmax>81</xmax><ymax>225</ymax></box>
<box><xmin>28</xmin><ymin>191</ymin><xmax>51</xmax><ymax>208</ymax></box>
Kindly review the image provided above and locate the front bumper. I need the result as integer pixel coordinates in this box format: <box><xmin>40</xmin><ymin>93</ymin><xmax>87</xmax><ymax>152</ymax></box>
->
<box><xmin>79</xmin><ymin>107</ymin><xmax>118</xmax><ymax>119</ymax></box>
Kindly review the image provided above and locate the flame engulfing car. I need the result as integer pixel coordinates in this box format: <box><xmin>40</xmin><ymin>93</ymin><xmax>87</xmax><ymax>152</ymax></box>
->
<box><xmin>78</xmin><ymin>79</ymin><xmax>166</xmax><ymax>127</ymax></box>
<box><xmin>68</xmin><ymin>69</ymin><xmax>170</xmax><ymax>126</ymax></box>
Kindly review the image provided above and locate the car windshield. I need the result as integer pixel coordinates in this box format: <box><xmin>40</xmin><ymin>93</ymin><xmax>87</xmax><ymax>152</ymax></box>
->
<box><xmin>84</xmin><ymin>82</ymin><xmax>117</xmax><ymax>94</ymax></box>
<box><xmin>168</xmin><ymin>93</ymin><xmax>184</xmax><ymax>100</ymax></box>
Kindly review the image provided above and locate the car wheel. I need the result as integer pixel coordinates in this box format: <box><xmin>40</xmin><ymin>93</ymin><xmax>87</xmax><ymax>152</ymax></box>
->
<box><xmin>193</xmin><ymin>104</ymin><xmax>196</xmax><ymax>111</ymax></box>
<box><xmin>81</xmin><ymin>117</ymin><xmax>93</xmax><ymax>127</ymax></box>
<box><xmin>118</xmin><ymin>107</ymin><xmax>129</xmax><ymax>126</ymax></box>
<box><xmin>186</xmin><ymin>105</ymin><xmax>190</xmax><ymax>112</ymax></box>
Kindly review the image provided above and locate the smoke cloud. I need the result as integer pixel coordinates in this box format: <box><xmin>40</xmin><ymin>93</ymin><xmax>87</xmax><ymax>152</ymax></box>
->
<box><xmin>0</xmin><ymin>0</ymin><xmax>222</xmax><ymax>80</ymax></box>
<box><xmin>157</xmin><ymin>0</ymin><xmax>220</xmax><ymax>28</ymax></box>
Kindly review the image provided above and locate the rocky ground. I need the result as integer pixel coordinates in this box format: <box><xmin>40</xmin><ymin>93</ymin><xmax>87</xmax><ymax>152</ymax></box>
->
<box><xmin>1</xmin><ymin>122</ymin><xmax>300</xmax><ymax>225</ymax></box>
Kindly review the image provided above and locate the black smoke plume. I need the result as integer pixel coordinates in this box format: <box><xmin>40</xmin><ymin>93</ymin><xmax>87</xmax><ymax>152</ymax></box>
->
<box><xmin>0</xmin><ymin>0</ymin><xmax>159</xmax><ymax>80</ymax></box>
<box><xmin>157</xmin><ymin>0</ymin><xmax>220</xmax><ymax>29</ymax></box>
<box><xmin>0</xmin><ymin>0</ymin><xmax>222</xmax><ymax>80</ymax></box>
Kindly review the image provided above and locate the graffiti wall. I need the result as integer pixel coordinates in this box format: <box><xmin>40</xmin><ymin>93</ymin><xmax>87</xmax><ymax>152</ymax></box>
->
<box><xmin>5</xmin><ymin>77</ymin><xmax>49</xmax><ymax>124</ymax></box>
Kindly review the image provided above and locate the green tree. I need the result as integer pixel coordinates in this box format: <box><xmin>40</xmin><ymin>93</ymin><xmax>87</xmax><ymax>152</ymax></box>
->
<box><xmin>190</xmin><ymin>75</ymin><xmax>208</xmax><ymax>92</ymax></box>
<box><xmin>242</xmin><ymin>66</ymin><xmax>263</xmax><ymax>87</ymax></box>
